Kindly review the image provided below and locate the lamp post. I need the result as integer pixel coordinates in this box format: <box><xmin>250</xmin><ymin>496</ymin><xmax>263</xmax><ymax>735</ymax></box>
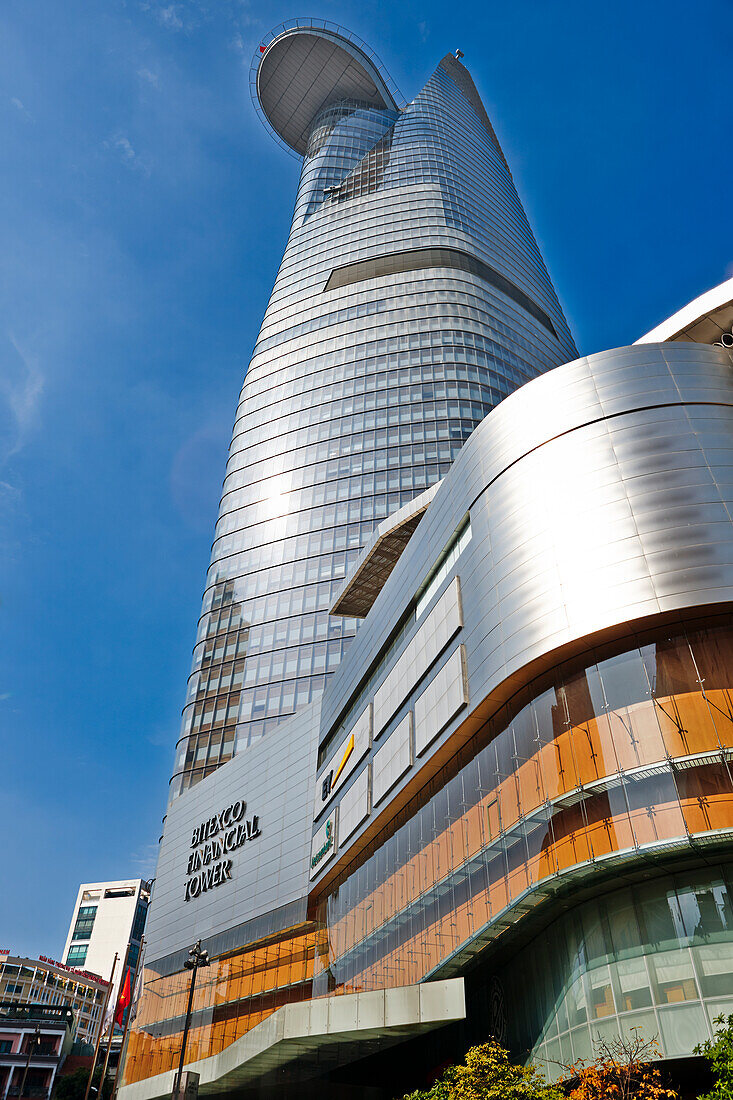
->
<box><xmin>18</xmin><ymin>1024</ymin><xmax>42</xmax><ymax>1099</ymax></box>
<box><xmin>171</xmin><ymin>941</ymin><xmax>209</xmax><ymax>1100</ymax></box>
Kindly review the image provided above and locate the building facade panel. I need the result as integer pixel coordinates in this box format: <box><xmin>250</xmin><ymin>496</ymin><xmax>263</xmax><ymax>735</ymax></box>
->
<box><xmin>301</xmin><ymin>342</ymin><xmax>733</xmax><ymax>1062</ymax></box>
<box><xmin>313</xmin><ymin>618</ymin><xmax>733</xmax><ymax>1007</ymax></box>
<box><xmin>318</xmin><ymin>344</ymin><xmax>733</xmax><ymax>756</ymax></box>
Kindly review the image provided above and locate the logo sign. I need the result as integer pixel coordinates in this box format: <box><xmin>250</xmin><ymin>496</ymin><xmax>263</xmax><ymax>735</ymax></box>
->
<box><xmin>314</xmin><ymin>705</ymin><xmax>371</xmax><ymax>820</ymax></box>
<box><xmin>310</xmin><ymin>813</ymin><xmax>337</xmax><ymax>878</ymax></box>
<box><xmin>184</xmin><ymin>799</ymin><xmax>261</xmax><ymax>902</ymax></box>
<box><xmin>38</xmin><ymin>956</ymin><xmax>107</xmax><ymax>985</ymax></box>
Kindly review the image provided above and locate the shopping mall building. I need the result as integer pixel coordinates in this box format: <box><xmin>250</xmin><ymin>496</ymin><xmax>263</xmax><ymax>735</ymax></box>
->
<box><xmin>118</xmin><ymin>21</ymin><xmax>733</xmax><ymax>1099</ymax></box>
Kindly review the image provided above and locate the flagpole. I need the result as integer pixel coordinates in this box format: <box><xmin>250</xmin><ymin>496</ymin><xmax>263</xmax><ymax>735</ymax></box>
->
<box><xmin>99</xmin><ymin>941</ymin><xmax>132</xmax><ymax>1100</ymax></box>
<box><xmin>83</xmin><ymin>953</ymin><xmax>119</xmax><ymax>1100</ymax></box>
<box><xmin>110</xmin><ymin>937</ymin><xmax>145</xmax><ymax>1100</ymax></box>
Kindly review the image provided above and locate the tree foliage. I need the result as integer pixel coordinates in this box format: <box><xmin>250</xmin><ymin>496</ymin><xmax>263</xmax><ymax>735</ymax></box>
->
<box><xmin>562</xmin><ymin>1031</ymin><xmax>676</xmax><ymax>1100</ymax></box>
<box><xmin>54</xmin><ymin>1066</ymin><xmax>112</xmax><ymax>1100</ymax></box>
<box><xmin>695</xmin><ymin>1013</ymin><xmax>733</xmax><ymax>1100</ymax></box>
<box><xmin>395</xmin><ymin>1039</ymin><xmax>562</xmax><ymax>1100</ymax></box>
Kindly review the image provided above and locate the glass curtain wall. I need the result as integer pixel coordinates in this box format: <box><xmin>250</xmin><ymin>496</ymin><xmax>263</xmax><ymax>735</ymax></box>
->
<box><xmin>502</xmin><ymin>867</ymin><xmax>733</xmax><ymax>1078</ymax></box>
<box><xmin>171</xmin><ymin>51</ymin><xmax>577</xmax><ymax>795</ymax></box>
<box><xmin>121</xmin><ymin>924</ymin><xmax>321</xmax><ymax>1085</ymax></box>
<box><xmin>312</xmin><ymin>619</ymin><xmax>733</xmax><ymax>998</ymax></box>
<box><xmin>124</xmin><ymin>619</ymin><xmax>733</xmax><ymax>1084</ymax></box>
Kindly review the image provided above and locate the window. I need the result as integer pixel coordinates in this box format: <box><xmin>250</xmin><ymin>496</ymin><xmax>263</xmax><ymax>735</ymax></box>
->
<box><xmin>71</xmin><ymin>905</ymin><xmax>97</xmax><ymax>942</ymax></box>
<box><xmin>5</xmin><ymin>983</ymin><xmax>23</xmax><ymax>995</ymax></box>
<box><xmin>66</xmin><ymin>945</ymin><xmax>88</xmax><ymax>966</ymax></box>
<box><xmin>0</xmin><ymin>1041</ymin><xmax>12</xmax><ymax>1054</ymax></box>
<box><xmin>130</xmin><ymin>903</ymin><xmax>147</xmax><ymax>944</ymax></box>
<box><xmin>415</xmin><ymin>518</ymin><xmax>472</xmax><ymax>620</ymax></box>
<box><xmin>127</xmin><ymin>943</ymin><xmax>139</xmax><ymax>972</ymax></box>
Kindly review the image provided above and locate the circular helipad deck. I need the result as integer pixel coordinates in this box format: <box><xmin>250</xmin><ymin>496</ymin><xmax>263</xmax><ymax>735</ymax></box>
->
<box><xmin>255</xmin><ymin>24</ymin><xmax>399</xmax><ymax>155</ymax></box>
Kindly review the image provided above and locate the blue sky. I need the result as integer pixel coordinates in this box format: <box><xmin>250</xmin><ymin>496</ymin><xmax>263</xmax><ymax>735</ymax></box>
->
<box><xmin>1</xmin><ymin>0</ymin><xmax>730</xmax><ymax>958</ymax></box>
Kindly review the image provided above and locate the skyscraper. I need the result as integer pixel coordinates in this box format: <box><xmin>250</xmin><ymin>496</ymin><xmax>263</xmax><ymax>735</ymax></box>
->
<box><xmin>119</xmin><ymin>23</ymin><xmax>733</xmax><ymax>1100</ymax></box>
<box><xmin>171</xmin><ymin>22</ymin><xmax>577</xmax><ymax>797</ymax></box>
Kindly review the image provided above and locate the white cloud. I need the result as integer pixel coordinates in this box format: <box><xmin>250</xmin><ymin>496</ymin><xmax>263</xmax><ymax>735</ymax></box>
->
<box><xmin>130</xmin><ymin>842</ymin><xmax>160</xmax><ymax>877</ymax></box>
<box><xmin>105</xmin><ymin>132</ymin><xmax>151</xmax><ymax>175</ymax></box>
<box><xmin>158</xmin><ymin>4</ymin><xmax>183</xmax><ymax>29</ymax></box>
<box><xmin>137</xmin><ymin>67</ymin><xmax>160</xmax><ymax>86</ymax></box>
<box><xmin>10</xmin><ymin>96</ymin><xmax>33</xmax><ymax>121</ymax></box>
<box><xmin>141</xmin><ymin>0</ymin><xmax>256</xmax><ymax>36</ymax></box>
<box><xmin>1</xmin><ymin>335</ymin><xmax>44</xmax><ymax>463</ymax></box>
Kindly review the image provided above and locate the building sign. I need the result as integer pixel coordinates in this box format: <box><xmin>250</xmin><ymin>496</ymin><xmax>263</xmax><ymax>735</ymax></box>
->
<box><xmin>185</xmin><ymin>799</ymin><xmax>261</xmax><ymax>901</ymax></box>
<box><xmin>314</xmin><ymin>705</ymin><xmax>371</xmax><ymax>820</ymax></box>
<box><xmin>37</xmin><ymin>956</ymin><xmax>107</xmax><ymax>985</ymax></box>
<box><xmin>310</xmin><ymin>813</ymin><xmax>337</xmax><ymax>878</ymax></box>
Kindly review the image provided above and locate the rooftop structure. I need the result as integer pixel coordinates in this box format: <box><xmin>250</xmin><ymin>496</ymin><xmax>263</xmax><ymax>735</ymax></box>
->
<box><xmin>255</xmin><ymin>22</ymin><xmax>400</xmax><ymax>155</ymax></box>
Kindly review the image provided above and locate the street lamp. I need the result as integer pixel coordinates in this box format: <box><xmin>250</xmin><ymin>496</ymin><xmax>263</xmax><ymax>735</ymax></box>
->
<box><xmin>171</xmin><ymin>941</ymin><xmax>209</xmax><ymax>1100</ymax></box>
<box><xmin>18</xmin><ymin>1024</ymin><xmax>42</xmax><ymax>1099</ymax></box>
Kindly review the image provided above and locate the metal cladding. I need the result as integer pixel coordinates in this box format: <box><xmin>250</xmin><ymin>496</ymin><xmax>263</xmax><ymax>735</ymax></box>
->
<box><xmin>319</xmin><ymin>341</ymin><xmax>733</xmax><ymax>758</ymax></box>
<box><xmin>308</xmin><ymin>341</ymin><xmax>733</xmax><ymax>1067</ymax></box>
<box><xmin>171</xmin><ymin>28</ymin><xmax>577</xmax><ymax>797</ymax></box>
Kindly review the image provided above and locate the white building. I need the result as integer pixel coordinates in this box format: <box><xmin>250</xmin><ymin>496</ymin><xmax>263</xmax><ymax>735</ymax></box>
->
<box><xmin>62</xmin><ymin>880</ymin><xmax>151</xmax><ymax>995</ymax></box>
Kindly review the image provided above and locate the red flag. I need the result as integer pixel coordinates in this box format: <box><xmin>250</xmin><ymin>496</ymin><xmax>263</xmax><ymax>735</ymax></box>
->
<box><xmin>115</xmin><ymin>968</ymin><xmax>131</xmax><ymax>1028</ymax></box>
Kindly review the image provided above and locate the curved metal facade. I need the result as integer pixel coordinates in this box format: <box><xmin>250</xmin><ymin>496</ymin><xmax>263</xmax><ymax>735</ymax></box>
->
<box><xmin>121</xmin><ymin>342</ymin><xmax>733</xmax><ymax>1097</ymax></box>
<box><xmin>171</xmin><ymin>37</ymin><xmax>577</xmax><ymax>796</ymax></box>
<box><xmin>310</xmin><ymin>343</ymin><xmax>733</xmax><ymax>1036</ymax></box>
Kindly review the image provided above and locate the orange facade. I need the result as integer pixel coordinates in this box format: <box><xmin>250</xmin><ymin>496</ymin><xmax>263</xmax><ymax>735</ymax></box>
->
<box><xmin>122</xmin><ymin>925</ymin><xmax>320</xmax><ymax>1085</ymax></box>
<box><xmin>123</xmin><ymin>621</ymin><xmax>733</xmax><ymax>1085</ymax></box>
<box><xmin>313</xmin><ymin>621</ymin><xmax>733</xmax><ymax>994</ymax></box>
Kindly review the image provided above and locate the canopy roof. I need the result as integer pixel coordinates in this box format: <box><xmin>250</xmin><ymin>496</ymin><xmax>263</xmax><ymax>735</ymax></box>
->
<box><xmin>255</xmin><ymin>24</ymin><xmax>399</xmax><ymax>155</ymax></box>
<box><xmin>636</xmin><ymin>276</ymin><xmax>733</xmax><ymax>344</ymax></box>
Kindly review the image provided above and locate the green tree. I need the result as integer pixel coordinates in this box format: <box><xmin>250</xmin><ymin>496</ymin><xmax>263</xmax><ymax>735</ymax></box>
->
<box><xmin>395</xmin><ymin>1039</ymin><xmax>562</xmax><ymax>1100</ymax></box>
<box><xmin>696</xmin><ymin>1013</ymin><xmax>733</xmax><ymax>1100</ymax></box>
<box><xmin>54</xmin><ymin>1066</ymin><xmax>112</xmax><ymax>1100</ymax></box>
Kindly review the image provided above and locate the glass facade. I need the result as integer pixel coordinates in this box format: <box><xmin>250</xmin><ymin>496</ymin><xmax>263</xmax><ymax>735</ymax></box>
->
<box><xmin>312</xmin><ymin>619</ymin><xmax>733</xmax><ymax>998</ymax></box>
<box><xmin>502</xmin><ymin>867</ymin><xmax>733</xmax><ymax>1079</ymax></box>
<box><xmin>69</xmin><ymin>905</ymin><xmax>97</xmax><ymax>943</ymax></box>
<box><xmin>171</xmin><ymin>48</ymin><xmax>577</xmax><ymax>796</ymax></box>
<box><xmin>121</xmin><ymin>924</ymin><xmax>321</xmax><ymax>1085</ymax></box>
<box><xmin>123</xmin><ymin>618</ymin><xmax>733</xmax><ymax>1086</ymax></box>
